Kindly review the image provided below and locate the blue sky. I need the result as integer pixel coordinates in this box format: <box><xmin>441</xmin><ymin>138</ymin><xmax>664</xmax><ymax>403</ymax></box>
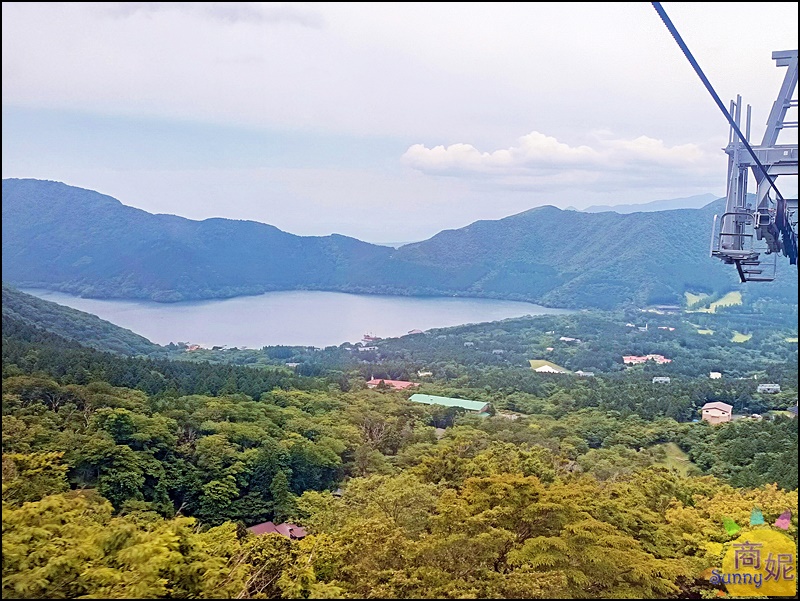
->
<box><xmin>3</xmin><ymin>2</ymin><xmax>798</xmax><ymax>243</ymax></box>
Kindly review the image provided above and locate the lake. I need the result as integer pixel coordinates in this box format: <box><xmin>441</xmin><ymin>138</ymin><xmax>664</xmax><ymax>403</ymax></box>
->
<box><xmin>22</xmin><ymin>289</ymin><xmax>573</xmax><ymax>348</ymax></box>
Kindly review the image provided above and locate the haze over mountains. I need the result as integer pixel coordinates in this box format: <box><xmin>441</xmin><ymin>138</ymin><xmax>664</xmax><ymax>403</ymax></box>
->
<box><xmin>3</xmin><ymin>179</ymin><xmax>796</xmax><ymax>310</ymax></box>
<box><xmin>580</xmin><ymin>193</ymin><xmax>719</xmax><ymax>214</ymax></box>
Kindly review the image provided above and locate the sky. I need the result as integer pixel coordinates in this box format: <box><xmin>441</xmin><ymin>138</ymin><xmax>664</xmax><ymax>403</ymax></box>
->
<box><xmin>3</xmin><ymin>2</ymin><xmax>798</xmax><ymax>244</ymax></box>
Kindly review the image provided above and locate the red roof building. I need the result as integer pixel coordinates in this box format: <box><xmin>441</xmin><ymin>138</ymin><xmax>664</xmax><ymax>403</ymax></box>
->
<box><xmin>366</xmin><ymin>378</ymin><xmax>420</xmax><ymax>390</ymax></box>
<box><xmin>247</xmin><ymin>521</ymin><xmax>307</xmax><ymax>539</ymax></box>
<box><xmin>623</xmin><ymin>354</ymin><xmax>672</xmax><ymax>365</ymax></box>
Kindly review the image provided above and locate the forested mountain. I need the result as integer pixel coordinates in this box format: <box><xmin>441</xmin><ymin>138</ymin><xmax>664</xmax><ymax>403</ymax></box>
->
<box><xmin>2</xmin><ymin>285</ymin><xmax>161</xmax><ymax>356</ymax></box>
<box><xmin>2</xmin><ymin>178</ymin><xmax>392</xmax><ymax>303</ymax></box>
<box><xmin>3</xmin><ymin>178</ymin><xmax>797</xmax><ymax>309</ymax></box>
<box><xmin>391</xmin><ymin>201</ymin><xmax>743</xmax><ymax>308</ymax></box>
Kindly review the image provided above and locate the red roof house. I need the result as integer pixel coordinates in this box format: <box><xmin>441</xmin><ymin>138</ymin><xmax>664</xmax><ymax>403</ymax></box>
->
<box><xmin>366</xmin><ymin>379</ymin><xmax>420</xmax><ymax>390</ymax></box>
<box><xmin>247</xmin><ymin>521</ymin><xmax>307</xmax><ymax>539</ymax></box>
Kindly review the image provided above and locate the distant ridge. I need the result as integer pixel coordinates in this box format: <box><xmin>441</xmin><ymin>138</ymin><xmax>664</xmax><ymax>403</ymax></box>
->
<box><xmin>581</xmin><ymin>193</ymin><xmax>719</xmax><ymax>214</ymax></box>
<box><xmin>3</xmin><ymin>179</ymin><xmax>796</xmax><ymax>310</ymax></box>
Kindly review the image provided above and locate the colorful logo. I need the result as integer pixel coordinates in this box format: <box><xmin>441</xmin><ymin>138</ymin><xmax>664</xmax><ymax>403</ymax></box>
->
<box><xmin>710</xmin><ymin>509</ymin><xmax>797</xmax><ymax>597</ymax></box>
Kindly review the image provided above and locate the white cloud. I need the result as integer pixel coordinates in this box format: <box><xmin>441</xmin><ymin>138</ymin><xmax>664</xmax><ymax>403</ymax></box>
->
<box><xmin>99</xmin><ymin>2</ymin><xmax>325</xmax><ymax>27</ymax></box>
<box><xmin>401</xmin><ymin>130</ymin><xmax>721</xmax><ymax>191</ymax></box>
<box><xmin>403</xmin><ymin>132</ymin><xmax>599</xmax><ymax>173</ymax></box>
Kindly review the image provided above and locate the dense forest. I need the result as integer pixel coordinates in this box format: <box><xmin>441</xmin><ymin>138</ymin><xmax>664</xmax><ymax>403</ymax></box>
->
<box><xmin>2</xmin><ymin>284</ymin><xmax>797</xmax><ymax>598</ymax></box>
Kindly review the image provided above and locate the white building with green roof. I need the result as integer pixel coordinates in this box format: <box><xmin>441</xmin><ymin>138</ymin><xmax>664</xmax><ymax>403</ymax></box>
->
<box><xmin>408</xmin><ymin>394</ymin><xmax>490</xmax><ymax>413</ymax></box>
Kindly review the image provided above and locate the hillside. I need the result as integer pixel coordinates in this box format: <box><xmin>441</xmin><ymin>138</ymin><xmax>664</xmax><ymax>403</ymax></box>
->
<box><xmin>2</xmin><ymin>284</ymin><xmax>161</xmax><ymax>356</ymax></box>
<box><xmin>3</xmin><ymin>178</ymin><xmax>797</xmax><ymax>309</ymax></box>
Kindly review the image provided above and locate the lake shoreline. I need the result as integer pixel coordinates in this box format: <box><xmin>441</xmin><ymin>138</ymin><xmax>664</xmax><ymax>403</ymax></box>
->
<box><xmin>15</xmin><ymin>283</ymin><xmax>575</xmax><ymax>310</ymax></box>
<box><xmin>21</xmin><ymin>288</ymin><xmax>574</xmax><ymax>349</ymax></box>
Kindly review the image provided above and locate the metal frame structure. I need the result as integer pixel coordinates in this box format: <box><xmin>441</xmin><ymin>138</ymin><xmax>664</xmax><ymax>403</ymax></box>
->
<box><xmin>711</xmin><ymin>50</ymin><xmax>798</xmax><ymax>282</ymax></box>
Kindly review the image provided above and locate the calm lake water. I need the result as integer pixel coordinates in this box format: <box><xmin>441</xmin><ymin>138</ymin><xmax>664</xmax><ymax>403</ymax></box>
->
<box><xmin>22</xmin><ymin>289</ymin><xmax>573</xmax><ymax>348</ymax></box>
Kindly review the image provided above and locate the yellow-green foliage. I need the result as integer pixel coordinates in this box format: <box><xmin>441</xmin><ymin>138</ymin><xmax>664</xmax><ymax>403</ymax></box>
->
<box><xmin>2</xmin><ymin>452</ymin><xmax>69</xmax><ymax>505</ymax></box>
<box><xmin>1</xmin><ymin>492</ymin><xmax>261</xmax><ymax>599</ymax></box>
<box><xmin>286</xmin><ymin>469</ymin><xmax>797</xmax><ymax>599</ymax></box>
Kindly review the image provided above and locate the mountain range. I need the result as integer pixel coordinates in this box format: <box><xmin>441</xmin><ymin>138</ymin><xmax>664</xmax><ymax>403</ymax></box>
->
<box><xmin>3</xmin><ymin>178</ymin><xmax>796</xmax><ymax>310</ymax></box>
<box><xmin>580</xmin><ymin>193</ymin><xmax>719</xmax><ymax>214</ymax></box>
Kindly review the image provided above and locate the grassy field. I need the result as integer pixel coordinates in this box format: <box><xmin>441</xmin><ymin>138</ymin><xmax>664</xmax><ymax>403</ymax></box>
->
<box><xmin>687</xmin><ymin>291</ymin><xmax>743</xmax><ymax>314</ymax></box>
<box><xmin>652</xmin><ymin>442</ymin><xmax>697</xmax><ymax>476</ymax></box>
<box><xmin>684</xmin><ymin>291</ymin><xmax>710</xmax><ymax>307</ymax></box>
<box><xmin>787</xmin><ymin>337</ymin><xmax>799</xmax><ymax>343</ymax></box>
<box><xmin>688</xmin><ymin>322</ymin><xmax>714</xmax><ymax>335</ymax></box>
<box><xmin>731</xmin><ymin>331</ymin><xmax>752</xmax><ymax>343</ymax></box>
<box><xmin>529</xmin><ymin>359</ymin><xmax>570</xmax><ymax>373</ymax></box>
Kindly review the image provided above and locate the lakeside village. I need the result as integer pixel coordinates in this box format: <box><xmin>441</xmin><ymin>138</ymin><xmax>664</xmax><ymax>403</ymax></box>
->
<box><xmin>180</xmin><ymin>323</ymin><xmax>797</xmax><ymax>427</ymax></box>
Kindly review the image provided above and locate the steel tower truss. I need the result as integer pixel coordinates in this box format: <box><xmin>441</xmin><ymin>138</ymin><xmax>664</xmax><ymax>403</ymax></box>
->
<box><xmin>712</xmin><ymin>50</ymin><xmax>798</xmax><ymax>282</ymax></box>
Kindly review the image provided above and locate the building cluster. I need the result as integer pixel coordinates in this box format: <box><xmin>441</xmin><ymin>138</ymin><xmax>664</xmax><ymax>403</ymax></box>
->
<box><xmin>622</xmin><ymin>354</ymin><xmax>672</xmax><ymax>365</ymax></box>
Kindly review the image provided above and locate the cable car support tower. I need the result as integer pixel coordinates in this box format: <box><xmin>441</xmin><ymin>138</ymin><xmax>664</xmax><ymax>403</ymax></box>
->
<box><xmin>713</xmin><ymin>50</ymin><xmax>798</xmax><ymax>282</ymax></box>
<box><xmin>652</xmin><ymin>3</ymin><xmax>798</xmax><ymax>283</ymax></box>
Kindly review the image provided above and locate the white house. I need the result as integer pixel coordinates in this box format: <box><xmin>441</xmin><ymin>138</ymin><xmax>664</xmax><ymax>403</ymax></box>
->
<box><xmin>701</xmin><ymin>401</ymin><xmax>733</xmax><ymax>424</ymax></box>
<box><xmin>709</xmin><ymin>372</ymin><xmax>722</xmax><ymax>379</ymax></box>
